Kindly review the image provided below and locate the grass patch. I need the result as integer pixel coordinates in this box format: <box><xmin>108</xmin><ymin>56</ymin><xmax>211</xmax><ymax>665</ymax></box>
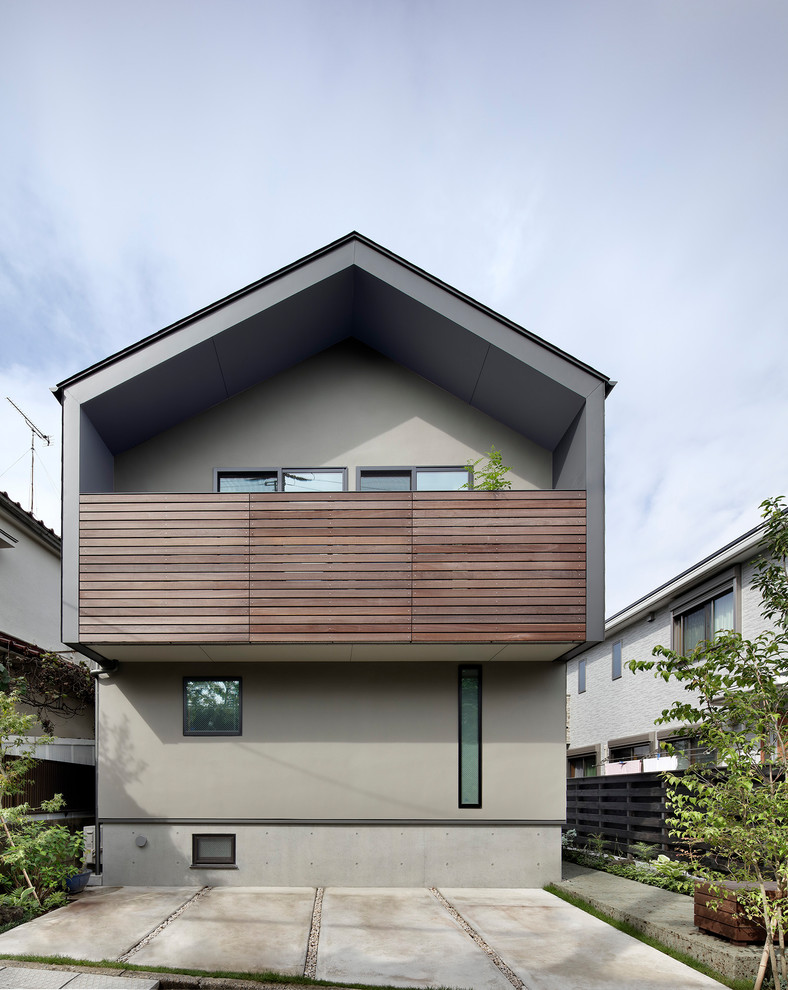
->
<box><xmin>545</xmin><ymin>884</ymin><xmax>753</xmax><ymax>990</ymax></box>
<box><xmin>0</xmin><ymin>953</ymin><xmax>461</xmax><ymax>990</ymax></box>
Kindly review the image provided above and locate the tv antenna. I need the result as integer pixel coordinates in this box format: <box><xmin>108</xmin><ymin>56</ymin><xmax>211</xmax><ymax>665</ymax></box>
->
<box><xmin>6</xmin><ymin>398</ymin><xmax>52</xmax><ymax>514</ymax></box>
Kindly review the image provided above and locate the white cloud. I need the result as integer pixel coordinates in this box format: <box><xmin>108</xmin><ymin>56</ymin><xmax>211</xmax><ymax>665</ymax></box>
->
<box><xmin>0</xmin><ymin>0</ymin><xmax>786</xmax><ymax>613</ymax></box>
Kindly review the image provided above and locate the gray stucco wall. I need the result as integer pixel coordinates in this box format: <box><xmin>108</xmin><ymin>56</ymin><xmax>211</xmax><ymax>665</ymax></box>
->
<box><xmin>97</xmin><ymin>660</ymin><xmax>566</xmax><ymax>822</ymax></box>
<box><xmin>113</xmin><ymin>341</ymin><xmax>552</xmax><ymax>493</ymax></box>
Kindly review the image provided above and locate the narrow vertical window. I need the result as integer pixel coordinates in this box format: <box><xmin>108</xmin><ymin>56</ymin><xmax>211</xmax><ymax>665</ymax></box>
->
<box><xmin>612</xmin><ymin>640</ymin><xmax>622</xmax><ymax>680</ymax></box>
<box><xmin>578</xmin><ymin>659</ymin><xmax>586</xmax><ymax>694</ymax></box>
<box><xmin>458</xmin><ymin>666</ymin><xmax>482</xmax><ymax>808</ymax></box>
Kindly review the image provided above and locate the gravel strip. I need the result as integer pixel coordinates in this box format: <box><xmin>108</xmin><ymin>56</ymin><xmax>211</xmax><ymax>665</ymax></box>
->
<box><xmin>117</xmin><ymin>887</ymin><xmax>211</xmax><ymax>963</ymax></box>
<box><xmin>429</xmin><ymin>887</ymin><xmax>526</xmax><ymax>990</ymax></box>
<box><xmin>303</xmin><ymin>886</ymin><xmax>324</xmax><ymax>978</ymax></box>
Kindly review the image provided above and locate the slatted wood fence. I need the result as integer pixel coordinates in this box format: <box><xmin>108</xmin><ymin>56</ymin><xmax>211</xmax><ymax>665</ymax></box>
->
<box><xmin>566</xmin><ymin>772</ymin><xmax>676</xmax><ymax>854</ymax></box>
<box><xmin>79</xmin><ymin>490</ymin><xmax>586</xmax><ymax>644</ymax></box>
<box><xmin>1</xmin><ymin>758</ymin><xmax>94</xmax><ymax>814</ymax></box>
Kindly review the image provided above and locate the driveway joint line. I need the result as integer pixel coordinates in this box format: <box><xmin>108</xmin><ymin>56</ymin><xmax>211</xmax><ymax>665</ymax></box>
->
<box><xmin>429</xmin><ymin>887</ymin><xmax>527</xmax><ymax>990</ymax></box>
<box><xmin>303</xmin><ymin>886</ymin><xmax>324</xmax><ymax>978</ymax></box>
<box><xmin>116</xmin><ymin>886</ymin><xmax>211</xmax><ymax>963</ymax></box>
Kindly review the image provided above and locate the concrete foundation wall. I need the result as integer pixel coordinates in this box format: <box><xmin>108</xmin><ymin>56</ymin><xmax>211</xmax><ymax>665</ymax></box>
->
<box><xmin>113</xmin><ymin>341</ymin><xmax>552</xmax><ymax>493</ymax></box>
<box><xmin>101</xmin><ymin>822</ymin><xmax>561</xmax><ymax>888</ymax></box>
<box><xmin>98</xmin><ymin>661</ymin><xmax>566</xmax><ymax>822</ymax></box>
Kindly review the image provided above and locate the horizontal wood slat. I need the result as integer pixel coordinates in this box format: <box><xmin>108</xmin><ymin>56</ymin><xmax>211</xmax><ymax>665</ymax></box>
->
<box><xmin>411</xmin><ymin>491</ymin><xmax>585</xmax><ymax>642</ymax></box>
<box><xmin>80</xmin><ymin>495</ymin><xmax>249</xmax><ymax>641</ymax></box>
<box><xmin>79</xmin><ymin>491</ymin><xmax>586</xmax><ymax>645</ymax></box>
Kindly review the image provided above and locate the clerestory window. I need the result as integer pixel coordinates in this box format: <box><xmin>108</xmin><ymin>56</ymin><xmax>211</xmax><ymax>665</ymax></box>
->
<box><xmin>216</xmin><ymin>468</ymin><xmax>347</xmax><ymax>493</ymax></box>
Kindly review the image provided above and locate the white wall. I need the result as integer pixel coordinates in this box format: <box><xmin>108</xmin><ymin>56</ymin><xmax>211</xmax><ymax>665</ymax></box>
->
<box><xmin>566</xmin><ymin>605</ymin><xmax>689</xmax><ymax>757</ymax></box>
<box><xmin>567</xmin><ymin>555</ymin><xmax>781</xmax><ymax>764</ymax></box>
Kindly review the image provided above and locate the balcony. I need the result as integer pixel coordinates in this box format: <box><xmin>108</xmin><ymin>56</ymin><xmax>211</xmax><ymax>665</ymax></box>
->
<box><xmin>78</xmin><ymin>491</ymin><xmax>586</xmax><ymax>658</ymax></box>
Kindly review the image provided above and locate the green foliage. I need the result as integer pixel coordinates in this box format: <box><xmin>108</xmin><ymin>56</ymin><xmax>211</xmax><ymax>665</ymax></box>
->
<box><xmin>0</xmin><ymin>797</ymin><xmax>82</xmax><ymax>911</ymax></box>
<box><xmin>587</xmin><ymin>832</ymin><xmax>606</xmax><ymax>856</ymax></box>
<box><xmin>653</xmin><ymin>854</ymin><xmax>690</xmax><ymax>882</ymax></box>
<box><xmin>629</xmin><ymin>841</ymin><xmax>659</xmax><ymax>862</ymax></box>
<box><xmin>561</xmin><ymin>828</ymin><xmax>578</xmax><ymax>848</ymax></box>
<box><xmin>629</xmin><ymin>496</ymin><xmax>788</xmax><ymax>989</ymax></box>
<box><xmin>0</xmin><ymin>650</ymin><xmax>93</xmax><ymax>736</ymax></box>
<box><xmin>463</xmin><ymin>446</ymin><xmax>512</xmax><ymax>491</ymax></box>
<box><xmin>0</xmin><ymin>690</ymin><xmax>85</xmax><ymax>921</ymax></box>
<box><xmin>563</xmin><ymin>847</ymin><xmax>695</xmax><ymax>896</ymax></box>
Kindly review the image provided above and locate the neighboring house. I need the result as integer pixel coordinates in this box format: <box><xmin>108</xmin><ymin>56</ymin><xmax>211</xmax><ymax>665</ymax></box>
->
<box><xmin>566</xmin><ymin>522</ymin><xmax>777</xmax><ymax>778</ymax></box>
<box><xmin>55</xmin><ymin>232</ymin><xmax>612</xmax><ymax>887</ymax></box>
<box><xmin>0</xmin><ymin>490</ymin><xmax>95</xmax><ymax>814</ymax></box>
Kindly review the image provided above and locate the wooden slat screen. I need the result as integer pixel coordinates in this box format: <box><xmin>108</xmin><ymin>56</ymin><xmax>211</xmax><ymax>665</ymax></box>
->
<box><xmin>80</xmin><ymin>493</ymin><xmax>250</xmax><ymax>642</ymax></box>
<box><xmin>413</xmin><ymin>491</ymin><xmax>586</xmax><ymax>642</ymax></box>
<box><xmin>250</xmin><ymin>493</ymin><xmax>412</xmax><ymax>642</ymax></box>
<box><xmin>79</xmin><ymin>490</ymin><xmax>586</xmax><ymax>644</ymax></box>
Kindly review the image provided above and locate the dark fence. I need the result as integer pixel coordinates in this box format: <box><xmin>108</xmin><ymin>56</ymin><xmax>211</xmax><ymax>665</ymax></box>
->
<box><xmin>1</xmin><ymin>758</ymin><xmax>94</xmax><ymax>815</ymax></box>
<box><xmin>566</xmin><ymin>771</ymin><xmax>681</xmax><ymax>854</ymax></box>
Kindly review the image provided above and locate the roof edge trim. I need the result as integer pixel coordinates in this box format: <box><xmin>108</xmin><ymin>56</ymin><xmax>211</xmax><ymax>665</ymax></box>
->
<box><xmin>54</xmin><ymin>232</ymin><xmax>612</xmax><ymax>401</ymax></box>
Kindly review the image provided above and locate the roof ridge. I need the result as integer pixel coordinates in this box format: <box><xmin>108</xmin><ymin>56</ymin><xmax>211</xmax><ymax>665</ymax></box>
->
<box><xmin>0</xmin><ymin>490</ymin><xmax>60</xmax><ymax>545</ymax></box>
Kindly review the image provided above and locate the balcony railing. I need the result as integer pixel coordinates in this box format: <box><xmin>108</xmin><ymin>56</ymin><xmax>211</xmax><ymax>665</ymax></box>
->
<box><xmin>78</xmin><ymin>490</ymin><xmax>586</xmax><ymax>644</ymax></box>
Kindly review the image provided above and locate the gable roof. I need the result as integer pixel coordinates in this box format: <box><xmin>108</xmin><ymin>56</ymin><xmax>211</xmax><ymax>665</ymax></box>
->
<box><xmin>55</xmin><ymin>233</ymin><xmax>612</xmax><ymax>454</ymax></box>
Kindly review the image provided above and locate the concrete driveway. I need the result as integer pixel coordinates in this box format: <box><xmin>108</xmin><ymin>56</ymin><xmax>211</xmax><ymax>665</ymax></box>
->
<box><xmin>0</xmin><ymin>885</ymin><xmax>727</xmax><ymax>989</ymax></box>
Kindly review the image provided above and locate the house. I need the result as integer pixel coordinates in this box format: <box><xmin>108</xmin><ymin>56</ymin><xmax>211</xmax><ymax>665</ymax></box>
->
<box><xmin>55</xmin><ymin>232</ymin><xmax>612</xmax><ymax>887</ymax></box>
<box><xmin>566</xmin><ymin>521</ymin><xmax>778</xmax><ymax>779</ymax></box>
<box><xmin>0</xmin><ymin>490</ymin><xmax>95</xmax><ymax>814</ymax></box>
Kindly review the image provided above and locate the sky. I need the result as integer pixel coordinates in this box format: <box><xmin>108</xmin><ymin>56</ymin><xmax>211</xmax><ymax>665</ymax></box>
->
<box><xmin>1</xmin><ymin>0</ymin><xmax>786</xmax><ymax>618</ymax></box>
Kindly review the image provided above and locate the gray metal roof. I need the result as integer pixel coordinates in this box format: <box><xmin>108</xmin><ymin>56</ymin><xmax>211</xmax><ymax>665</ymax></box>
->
<box><xmin>55</xmin><ymin>232</ymin><xmax>613</xmax><ymax>455</ymax></box>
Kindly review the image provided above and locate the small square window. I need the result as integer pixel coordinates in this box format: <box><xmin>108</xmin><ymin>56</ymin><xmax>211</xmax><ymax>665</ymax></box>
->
<box><xmin>612</xmin><ymin>640</ymin><xmax>622</xmax><ymax>680</ymax></box>
<box><xmin>183</xmin><ymin>678</ymin><xmax>242</xmax><ymax>736</ymax></box>
<box><xmin>192</xmin><ymin>833</ymin><xmax>236</xmax><ymax>866</ymax></box>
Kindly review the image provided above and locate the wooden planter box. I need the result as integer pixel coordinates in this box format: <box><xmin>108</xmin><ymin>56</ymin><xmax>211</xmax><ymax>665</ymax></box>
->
<box><xmin>694</xmin><ymin>881</ymin><xmax>779</xmax><ymax>945</ymax></box>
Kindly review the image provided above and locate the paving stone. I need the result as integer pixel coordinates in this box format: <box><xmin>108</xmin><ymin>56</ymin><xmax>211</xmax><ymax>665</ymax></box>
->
<box><xmin>64</xmin><ymin>974</ymin><xmax>159</xmax><ymax>988</ymax></box>
<box><xmin>0</xmin><ymin>966</ymin><xmax>73</xmax><ymax>988</ymax></box>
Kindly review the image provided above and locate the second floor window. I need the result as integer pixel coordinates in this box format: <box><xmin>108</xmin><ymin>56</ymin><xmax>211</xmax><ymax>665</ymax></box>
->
<box><xmin>358</xmin><ymin>467</ymin><xmax>470</xmax><ymax>491</ymax></box>
<box><xmin>216</xmin><ymin>469</ymin><xmax>347</xmax><ymax>493</ymax></box>
<box><xmin>612</xmin><ymin>640</ymin><xmax>623</xmax><ymax>680</ymax></box>
<box><xmin>676</xmin><ymin>589</ymin><xmax>735</xmax><ymax>654</ymax></box>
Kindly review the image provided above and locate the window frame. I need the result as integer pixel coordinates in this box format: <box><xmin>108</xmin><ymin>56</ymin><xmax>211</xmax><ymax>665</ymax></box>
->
<box><xmin>183</xmin><ymin>677</ymin><xmax>243</xmax><ymax>737</ymax></box>
<box><xmin>670</xmin><ymin>569</ymin><xmax>739</xmax><ymax>653</ymax></box>
<box><xmin>611</xmin><ymin>640</ymin><xmax>623</xmax><ymax>680</ymax></box>
<box><xmin>458</xmin><ymin>664</ymin><xmax>482</xmax><ymax>809</ymax></box>
<box><xmin>214</xmin><ymin>467</ymin><xmax>348</xmax><ymax>493</ymax></box>
<box><xmin>568</xmin><ymin>753</ymin><xmax>597</xmax><ymax>778</ymax></box>
<box><xmin>608</xmin><ymin>741</ymin><xmax>650</xmax><ymax>762</ymax></box>
<box><xmin>356</xmin><ymin>465</ymin><xmax>472</xmax><ymax>492</ymax></box>
<box><xmin>191</xmin><ymin>833</ymin><xmax>237</xmax><ymax>867</ymax></box>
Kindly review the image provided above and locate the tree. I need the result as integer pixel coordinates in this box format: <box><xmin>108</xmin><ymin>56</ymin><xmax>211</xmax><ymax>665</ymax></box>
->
<box><xmin>0</xmin><ymin>652</ymin><xmax>89</xmax><ymax>922</ymax></box>
<box><xmin>463</xmin><ymin>446</ymin><xmax>512</xmax><ymax>491</ymax></box>
<box><xmin>630</xmin><ymin>496</ymin><xmax>788</xmax><ymax>990</ymax></box>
